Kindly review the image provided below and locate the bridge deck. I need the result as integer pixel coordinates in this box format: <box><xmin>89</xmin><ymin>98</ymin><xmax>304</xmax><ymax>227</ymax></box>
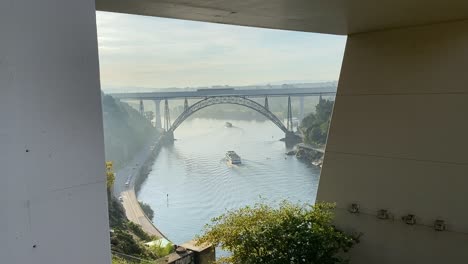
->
<box><xmin>110</xmin><ymin>86</ymin><xmax>336</xmax><ymax>100</ymax></box>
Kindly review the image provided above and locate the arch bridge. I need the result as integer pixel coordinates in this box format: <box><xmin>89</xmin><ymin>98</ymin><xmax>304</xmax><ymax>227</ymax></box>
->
<box><xmin>111</xmin><ymin>87</ymin><xmax>337</xmax><ymax>143</ymax></box>
<box><xmin>170</xmin><ymin>96</ymin><xmax>290</xmax><ymax>133</ymax></box>
<box><xmin>159</xmin><ymin>95</ymin><xmax>300</xmax><ymax>143</ymax></box>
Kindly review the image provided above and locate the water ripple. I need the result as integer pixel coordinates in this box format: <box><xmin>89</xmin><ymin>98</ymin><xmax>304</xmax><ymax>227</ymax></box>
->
<box><xmin>138</xmin><ymin>119</ymin><xmax>320</xmax><ymax>244</ymax></box>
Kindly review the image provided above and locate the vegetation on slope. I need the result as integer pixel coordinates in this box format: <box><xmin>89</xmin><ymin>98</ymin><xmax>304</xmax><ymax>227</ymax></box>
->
<box><xmin>139</xmin><ymin>201</ymin><xmax>155</xmax><ymax>220</ymax></box>
<box><xmin>102</xmin><ymin>93</ymin><xmax>158</xmax><ymax>169</ymax></box>
<box><xmin>198</xmin><ymin>201</ymin><xmax>358</xmax><ymax>264</ymax></box>
<box><xmin>300</xmin><ymin>98</ymin><xmax>334</xmax><ymax>146</ymax></box>
<box><xmin>103</xmin><ymin>93</ymin><xmax>172</xmax><ymax>262</ymax></box>
<box><xmin>108</xmin><ymin>185</ymin><xmax>174</xmax><ymax>261</ymax></box>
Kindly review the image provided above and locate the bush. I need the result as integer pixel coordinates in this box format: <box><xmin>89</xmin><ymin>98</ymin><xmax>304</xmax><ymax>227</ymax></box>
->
<box><xmin>139</xmin><ymin>201</ymin><xmax>155</xmax><ymax>220</ymax></box>
<box><xmin>197</xmin><ymin>201</ymin><xmax>359</xmax><ymax>264</ymax></box>
<box><xmin>127</xmin><ymin>222</ymin><xmax>156</xmax><ymax>242</ymax></box>
<box><xmin>148</xmin><ymin>241</ymin><xmax>175</xmax><ymax>258</ymax></box>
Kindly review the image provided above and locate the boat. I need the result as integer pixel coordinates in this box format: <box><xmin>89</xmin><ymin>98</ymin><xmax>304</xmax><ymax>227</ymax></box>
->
<box><xmin>225</xmin><ymin>122</ymin><xmax>233</xmax><ymax>128</ymax></box>
<box><xmin>226</xmin><ymin>151</ymin><xmax>242</xmax><ymax>164</ymax></box>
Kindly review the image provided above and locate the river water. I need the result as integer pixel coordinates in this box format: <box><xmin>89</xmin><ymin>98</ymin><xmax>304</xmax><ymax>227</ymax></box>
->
<box><xmin>138</xmin><ymin>118</ymin><xmax>321</xmax><ymax>245</ymax></box>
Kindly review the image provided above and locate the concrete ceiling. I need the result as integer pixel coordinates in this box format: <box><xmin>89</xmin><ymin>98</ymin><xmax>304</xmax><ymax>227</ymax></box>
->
<box><xmin>95</xmin><ymin>0</ymin><xmax>468</xmax><ymax>35</ymax></box>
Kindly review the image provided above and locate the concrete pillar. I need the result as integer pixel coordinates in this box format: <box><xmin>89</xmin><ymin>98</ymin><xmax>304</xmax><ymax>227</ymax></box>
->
<box><xmin>184</xmin><ymin>98</ymin><xmax>189</xmax><ymax>111</ymax></box>
<box><xmin>317</xmin><ymin>20</ymin><xmax>468</xmax><ymax>263</ymax></box>
<box><xmin>139</xmin><ymin>99</ymin><xmax>144</xmax><ymax>115</ymax></box>
<box><xmin>0</xmin><ymin>1</ymin><xmax>111</xmax><ymax>263</ymax></box>
<box><xmin>154</xmin><ymin>100</ymin><xmax>162</xmax><ymax>129</ymax></box>
<box><xmin>286</xmin><ymin>96</ymin><xmax>293</xmax><ymax>131</ymax></box>
<box><xmin>164</xmin><ymin>99</ymin><xmax>171</xmax><ymax>132</ymax></box>
<box><xmin>299</xmin><ymin>96</ymin><xmax>305</xmax><ymax>121</ymax></box>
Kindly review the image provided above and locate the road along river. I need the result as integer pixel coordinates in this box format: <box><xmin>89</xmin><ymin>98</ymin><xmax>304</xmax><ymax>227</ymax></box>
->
<box><xmin>138</xmin><ymin>118</ymin><xmax>321</xmax><ymax>244</ymax></box>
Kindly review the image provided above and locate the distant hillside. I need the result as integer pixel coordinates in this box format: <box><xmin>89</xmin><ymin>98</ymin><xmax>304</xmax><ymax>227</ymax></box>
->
<box><xmin>102</xmin><ymin>93</ymin><xmax>158</xmax><ymax>169</ymax></box>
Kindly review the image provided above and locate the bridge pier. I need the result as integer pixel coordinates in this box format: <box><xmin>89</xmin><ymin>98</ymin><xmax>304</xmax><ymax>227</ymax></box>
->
<box><xmin>1</xmin><ymin>1</ymin><xmax>111</xmax><ymax>263</ymax></box>
<box><xmin>184</xmin><ymin>98</ymin><xmax>189</xmax><ymax>111</ymax></box>
<box><xmin>164</xmin><ymin>99</ymin><xmax>171</xmax><ymax>131</ymax></box>
<box><xmin>286</xmin><ymin>96</ymin><xmax>293</xmax><ymax>131</ymax></box>
<box><xmin>153</xmin><ymin>100</ymin><xmax>162</xmax><ymax>129</ymax></box>
<box><xmin>299</xmin><ymin>96</ymin><xmax>305</xmax><ymax>122</ymax></box>
<box><xmin>284</xmin><ymin>131</ymin><xmax>302</xmax><ymax>146</ymax></box>
<box><xmin>139</xmin><ymin>99</ymin><xmax>144</xmax><ymax>115</ymax></box>
<box><xmin>161</xmin><ymin>130</ymin><xmax>174</xmax><ymax>145</ymax></box>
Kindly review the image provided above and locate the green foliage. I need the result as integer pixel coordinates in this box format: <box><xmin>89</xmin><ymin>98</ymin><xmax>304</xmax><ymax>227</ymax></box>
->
<box><xmin>112</xmin><ymin>256</ymin><xmax>132</xmax><ymax>264</ymax></box>
<box><xmin>197</xmin><ymin>201</ymin><xmax>358</xmax><ymax>264</ymax></box>
<box><xmin>108</xmin><ymin>195</ymin><xmax>127</xmax><ymax>228</ymax></box>
<box><xmin>108</xmin><ymin>196</ymin><xmax>164</xmax><ymax>260</ymax></box>
<box><xmin>300</xmin><ymin>99</ymin><xmax>334</xmax><ymax>146</ymax></box>
<box><xmin>111</xmin><ymin>229</ymin><xmax>147</xmax><ymax>257</ymax></box>
<box><xmin>148</xmin><ymin>241</ymin><xmax>175</xmax><ymax>258</ymax></box>
<box><xmin>139</xmin><ymin>201</ymin><xmax>155</xmax><ymax>220</ymax></box>
<box><xmin>127</xmin><ymin>222</ymin><xmax>157</xmax><ymax>242</ymax></box>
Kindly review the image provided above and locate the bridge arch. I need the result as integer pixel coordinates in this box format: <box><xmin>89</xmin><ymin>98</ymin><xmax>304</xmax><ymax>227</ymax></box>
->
<box><xmin>169</xmin><ymin>96</ymin><xmax>289</xmax><ymax>133</ymax></box>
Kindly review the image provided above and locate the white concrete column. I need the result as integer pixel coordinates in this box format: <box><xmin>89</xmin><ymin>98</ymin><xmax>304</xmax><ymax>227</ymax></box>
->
<box><xmin>317</xmin><ymin>20</ymin><xmax>468</xmax><ymax>263</ymax></box>
<box><xmin>0</xmin><ymin>1</ymin><xmax>111</xmax><ymax>263</ymax></box>
<box><xmin>154</xmin><ymin>99</ymin><xmax>162</xmax><ymax>129</ymax></box>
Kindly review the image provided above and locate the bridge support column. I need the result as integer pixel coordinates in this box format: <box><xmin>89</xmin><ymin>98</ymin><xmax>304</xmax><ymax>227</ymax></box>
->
<box><xmin>286</xmin><ymin>96</ymin><xmax>293</xmax><ymax>131</ymax></box>
<box><xmin>164</xmin><ymin>99</ymin><xmax>171</xmax><ymax>132</ymax></box>
<box><xmin>317</xmin><ymin>20</ymin><xmax>468</xmax><ymax>263</ymax></box>
<box><xmin>184</xmin><ymin>98</ymin><xmax>189</xmax><ymax>111</ymax></box>
<box><xmin>161</xmin><ymin>130</ymin><xmax>175</xmax><ymax>145</ymax></box>
<box><xmin>0</xmin><ymin>1</ymin><xmax>111</xmax><ymax>263</ymax></box>
<box><xmin>264</xmin><ymin>96</ymin><xmax>269</xmax><ymax>110</ymax></box>
<box><xmin>153</xmin><ymin>100</ymin><xmax>162</xmax><ymax>129</ymax></box>
<box><xmin>139</xmin><ymin>99</ymin><xmax>144</xmax><ymax>115</ymax></box>
<box><xmin>284</xmin><ymin>131</ymin><xmax>301</xmax><ymax>147</ymax></box>
<box><xmin>299</xmin><ymin>96</ymin><xmax>305</xmax><ymax>122</ymax></box>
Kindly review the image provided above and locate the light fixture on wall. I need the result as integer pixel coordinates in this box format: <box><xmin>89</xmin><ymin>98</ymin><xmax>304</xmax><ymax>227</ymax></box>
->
<box><xmin>434</xmin><ymin>220</ymin><xmax>446</xmax><ymax>231</ymax></box>
<box><xmin>402</xmin><ymin>214</ymin><xmax>416</xmax><ymax>225</ymax></box>
<box><xmin>348</xmin><ymin>203</ymin><xmax>359</xmax><ymax>214</ymax></box>
<box><xmin>377</xmin><ymin>209</ymin><xmax>389</xmax><ymax>220</ymax></box>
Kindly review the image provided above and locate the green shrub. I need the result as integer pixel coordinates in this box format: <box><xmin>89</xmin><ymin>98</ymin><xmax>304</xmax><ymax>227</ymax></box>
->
<box><xmin>127</xmin><ymin>222</ymin><xmax>156</xmax><ymax>242</ymax></box>
<box><xmin>198</xmin><ymin>201</ymin><xmax>359</xmax><ymax>264</ymax></box>
<box><xmin>139</xmin><ymin>201</ymin><xmax>155</xmax><ymax>220</ymax></box>
<box><xmin>148</xmin><ymin>241</ymin><xmax>175</xmax><ymax>258</ymax></box>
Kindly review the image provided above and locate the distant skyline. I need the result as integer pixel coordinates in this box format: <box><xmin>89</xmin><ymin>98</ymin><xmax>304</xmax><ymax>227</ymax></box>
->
<box><xmin>96</xmin><ymin>11</ymin><xmax>346</xmax><ymax>91</ymax></box>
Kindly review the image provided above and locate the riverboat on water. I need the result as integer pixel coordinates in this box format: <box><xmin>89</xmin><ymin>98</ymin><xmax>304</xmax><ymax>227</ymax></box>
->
<box><xmin>226</xmin><ymin>151</ymin><xmax>242</xmax><ymax>164</ymax></box>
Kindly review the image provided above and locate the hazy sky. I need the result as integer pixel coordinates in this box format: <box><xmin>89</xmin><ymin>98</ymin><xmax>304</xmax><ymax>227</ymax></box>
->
<box><xmin>96</xmin><ymin>11</ymin><xmax>346</xmax><ymax>91</ymax></box>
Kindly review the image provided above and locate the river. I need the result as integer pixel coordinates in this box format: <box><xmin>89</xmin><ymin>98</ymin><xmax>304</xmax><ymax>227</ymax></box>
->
<box><xmin>138</xmin><ymin>118</ymin><xmax>321</xmax><ymax>245</ymax></box>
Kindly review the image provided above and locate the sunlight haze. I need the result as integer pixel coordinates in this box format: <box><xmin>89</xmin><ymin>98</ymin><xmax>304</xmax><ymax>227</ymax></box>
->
<box><xmin>96</xmin><ymin>11</ymin><xmax>346</xmax><ymax>91</ymax></box>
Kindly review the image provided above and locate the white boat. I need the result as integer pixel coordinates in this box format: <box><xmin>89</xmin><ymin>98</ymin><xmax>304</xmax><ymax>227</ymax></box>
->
<box><xmin>226</xmin><ymin>151</ymin><xmax>242</xmax><ymax>164</ymax></box>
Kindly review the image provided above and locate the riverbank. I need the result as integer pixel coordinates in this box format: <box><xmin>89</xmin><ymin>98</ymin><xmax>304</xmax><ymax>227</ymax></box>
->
<box><xmin>288</xmin><ymin>143</ymin><xmax>324</xmax><ymax>167</ymax></box>
<box><xmin>115</xmin><ymin>136</ymin><xmax>170</xmax><ymax>241</ymax></box>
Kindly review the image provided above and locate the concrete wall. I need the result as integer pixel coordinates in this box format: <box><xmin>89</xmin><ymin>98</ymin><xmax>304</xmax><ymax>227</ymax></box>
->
<box><xmin>0</xmin><ymin>1</ymin><xmax>111</xmax><ymax>263</ymax></box>
<box><xmin>317</xmin><ymin>20</ymin><xmax>468</xmax><ymax>263</ymax></box>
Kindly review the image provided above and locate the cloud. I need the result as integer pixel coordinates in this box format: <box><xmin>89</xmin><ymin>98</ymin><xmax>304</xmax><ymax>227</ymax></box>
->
<box><xmin>96</xmin><ymin>11</ymin><xmax>346</xmax><ymax>90</ymax></box>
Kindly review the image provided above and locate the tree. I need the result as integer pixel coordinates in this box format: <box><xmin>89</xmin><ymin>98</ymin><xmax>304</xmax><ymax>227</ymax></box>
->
<box><xmin>197</xmin><ymin>201</ymin><xmax>358</xmax><ymax>264</ymax></box>
<box><xmin>315</xmin><ymin>99</ymin><xmax>334</xmax><ymax>123</ymax></box>
<box><xmin>106</xmin><ymin>161</ymin><xmax>116</xmax><ymax>190</ymax></box>
<box><xmin>300</xmin><ymin>99</ymin><xmax>334</xmax><ymax>146</ymax></box>
<box><xmin>139</xmin><ymin>201</ymin><xmax>155</xmax><ymax>220</ymax></box>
